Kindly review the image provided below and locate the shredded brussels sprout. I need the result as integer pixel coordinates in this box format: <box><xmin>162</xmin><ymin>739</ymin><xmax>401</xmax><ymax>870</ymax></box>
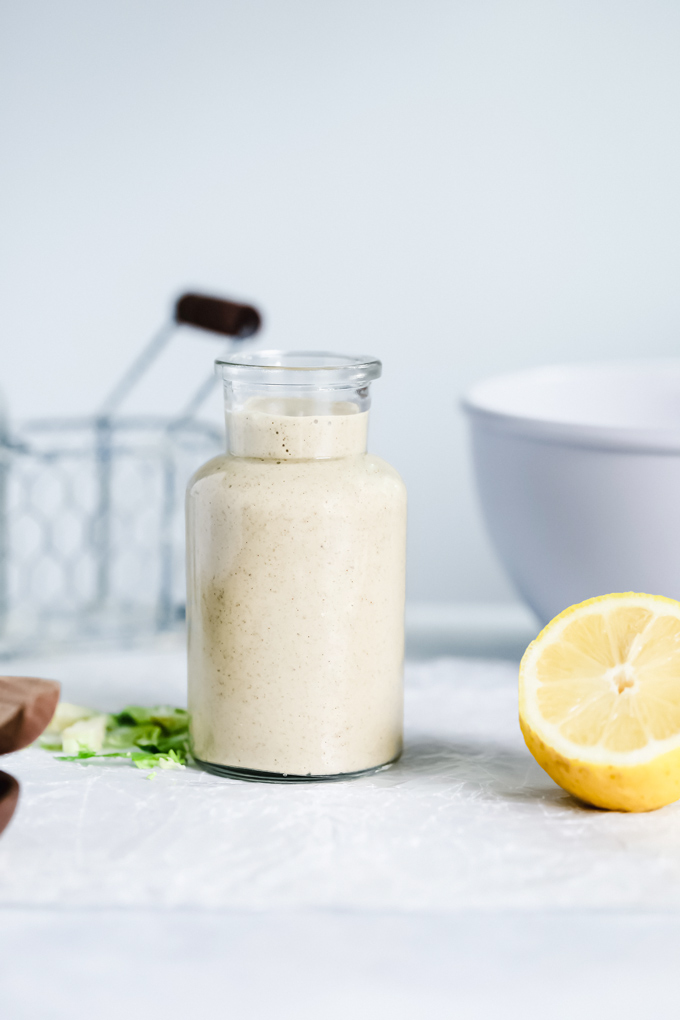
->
<box><xmin>42</xmin><ymin>702</ymin><xmax>191</xmax><ymax>772</ymax></box>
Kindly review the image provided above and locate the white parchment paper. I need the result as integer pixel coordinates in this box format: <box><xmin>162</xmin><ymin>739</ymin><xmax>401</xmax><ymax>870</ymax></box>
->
<box><xmin>0</xmin><ymin>648</ymin><xmax>679</xmax><ymax>911</ymax></box>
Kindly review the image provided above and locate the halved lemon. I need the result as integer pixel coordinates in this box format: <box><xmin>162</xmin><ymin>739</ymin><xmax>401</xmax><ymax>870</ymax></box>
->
<box><xmin>519</xmin><ymin>592</ymin><xmax>680</xmax><ymax>812</ymax></box>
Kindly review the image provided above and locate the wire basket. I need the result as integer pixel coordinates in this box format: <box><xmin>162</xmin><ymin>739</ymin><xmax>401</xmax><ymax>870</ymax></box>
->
<box><xmin>0</xmin><ymin>293</ymin><xmax>261</xmax><ymax>656</ymax></box>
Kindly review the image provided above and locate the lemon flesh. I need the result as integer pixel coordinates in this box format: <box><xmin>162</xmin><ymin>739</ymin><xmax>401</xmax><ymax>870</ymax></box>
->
<box><xmin>519</xmin><ymin>593</ymin><xmax>680</xmax><ymax>812</ymax></box>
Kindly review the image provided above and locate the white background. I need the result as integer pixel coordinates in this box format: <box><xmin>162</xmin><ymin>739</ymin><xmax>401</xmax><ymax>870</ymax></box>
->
<box><xmin>2</xmin><ymin>0</ymin><xmax>680</xmax><ymax>604</ymax></box>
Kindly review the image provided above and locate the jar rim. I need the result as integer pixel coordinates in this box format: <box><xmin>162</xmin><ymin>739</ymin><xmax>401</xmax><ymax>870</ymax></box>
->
<box><xmin>215</xmin><ymin>350</ymin><xmax>382</xmax><ymax>386</ymax></box>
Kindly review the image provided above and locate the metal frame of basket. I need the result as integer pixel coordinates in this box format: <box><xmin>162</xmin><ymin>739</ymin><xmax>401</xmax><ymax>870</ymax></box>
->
<box><xmin>0</xmin><ymin>292</ymin><xmax>260</xmax><ymax>655</ymax></box>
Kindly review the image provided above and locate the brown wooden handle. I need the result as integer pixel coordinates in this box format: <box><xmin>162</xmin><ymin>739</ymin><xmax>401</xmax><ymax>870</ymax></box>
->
<box><xmin>0</xmin><ymin>771</ymin><xmax>19</xmax><ymax>837</ymax></box>
<box><xmin>175</xmin><ymin>293</ymin><xmax>262</xmax><ymax>339</ymax></box>
<box><xmin>0</xmin><ymin>676</ymin><xmax>61</xmax><ymax>755</ymax></box>
<box><xmin>0</xmin><ymin>676</ymin><xmax>61</xmax><ymax>840</ymax></box>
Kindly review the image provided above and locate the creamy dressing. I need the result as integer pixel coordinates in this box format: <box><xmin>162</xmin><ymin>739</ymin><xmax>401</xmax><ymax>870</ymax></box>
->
<box><xmin>186</xmin><ymin>398</ymin><xmax>407</xmax><ymax>776</ymax></box>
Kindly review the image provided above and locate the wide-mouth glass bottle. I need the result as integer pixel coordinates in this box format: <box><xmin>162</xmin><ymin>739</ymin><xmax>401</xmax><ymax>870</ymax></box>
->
<box><xmin>186</xmin><ymin>351</ymin><xmax>407</xmax><ymax>782</ymax></box>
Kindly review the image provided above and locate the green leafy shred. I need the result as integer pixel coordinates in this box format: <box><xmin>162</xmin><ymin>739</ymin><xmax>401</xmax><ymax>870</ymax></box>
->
<box><xmin>57</xmin><ymin>747</ymin><xmax>187</xmax><ymax>770</ymax></box>
<box><xmin>45</xmin><ymin>703</ymin><xmax>191</xmax><ymax>771</ymax></box>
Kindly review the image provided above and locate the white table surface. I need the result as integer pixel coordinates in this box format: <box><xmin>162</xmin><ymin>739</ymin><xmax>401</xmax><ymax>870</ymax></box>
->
<box><xmin>0</xmin><ymin>644</ymin><xmax>679</xmax><ymax>1017</ymax></box>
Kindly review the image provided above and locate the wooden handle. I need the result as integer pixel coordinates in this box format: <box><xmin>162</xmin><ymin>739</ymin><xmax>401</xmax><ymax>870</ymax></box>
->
<box><xmin>0</xmin><ymin>676</ymin><xmax>61</xmax><ymax>839</ymax></box>
<box><xmin>0</xmin><ymin>676</ymin><xmax>61</xmax><ymax>755</ymax></box>
<box><xmin>0</xmin><ymin>771</ymin><xmax>19</xmax><ymax>837</ymax></box>
<box><xmin>175</xmin><ymin>293</ymin><xmax>262</xmax><ymax>339</ymax></box>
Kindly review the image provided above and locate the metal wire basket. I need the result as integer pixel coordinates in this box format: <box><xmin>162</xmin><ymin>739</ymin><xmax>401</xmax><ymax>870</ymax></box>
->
<box><xmin>0</xmin><ymin>293</ymin><xmax>260</xmax><ymax>655</ymax></box>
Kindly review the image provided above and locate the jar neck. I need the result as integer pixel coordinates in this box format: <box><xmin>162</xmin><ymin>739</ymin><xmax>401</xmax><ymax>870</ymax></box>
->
<box><xmin>216</xmin><ymin>351</ymin><xmax>381</xmax><ymax>461</ymax></box>
<box><xmin>224</xmin><ymin>388</ymin><xmax>370</xmax><ymax>460</ymax></box>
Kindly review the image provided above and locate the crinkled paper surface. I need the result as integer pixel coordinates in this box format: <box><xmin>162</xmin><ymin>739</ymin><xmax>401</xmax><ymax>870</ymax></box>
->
<box><xmin>0</xmin><ymin>647</ymin><xmax>679</xmax><ymax>911</ymax></box>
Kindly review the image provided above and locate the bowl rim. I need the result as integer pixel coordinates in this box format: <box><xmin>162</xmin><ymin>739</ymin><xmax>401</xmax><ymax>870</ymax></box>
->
<box><xmin>462</xmin><ymin>359</ymin><xmax>680</xmax><ymax>453</ymax></box>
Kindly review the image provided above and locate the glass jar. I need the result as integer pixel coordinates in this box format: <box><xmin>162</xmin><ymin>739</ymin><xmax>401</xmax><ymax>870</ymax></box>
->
<box><xmin>186</xmin><ymin>351</ymin><xmax>407</xmax><ymax>781</ymax></box>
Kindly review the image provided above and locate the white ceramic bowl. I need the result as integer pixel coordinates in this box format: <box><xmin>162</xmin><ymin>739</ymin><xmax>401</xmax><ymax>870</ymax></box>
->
<box><xmin>463</xmin><ymin>360</ymin><xmax>680</xmax><ymax>624</ymax></box>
